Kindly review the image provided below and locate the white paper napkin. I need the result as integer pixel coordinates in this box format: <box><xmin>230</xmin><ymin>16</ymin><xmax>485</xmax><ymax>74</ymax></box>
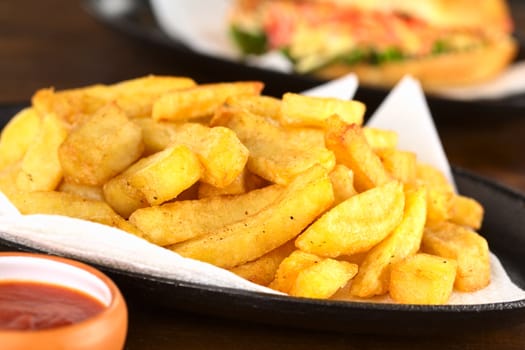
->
<box><xmin>0</xmin><ymin>76</ymin><xmax>524</xmax><ymax>305</ymax></box>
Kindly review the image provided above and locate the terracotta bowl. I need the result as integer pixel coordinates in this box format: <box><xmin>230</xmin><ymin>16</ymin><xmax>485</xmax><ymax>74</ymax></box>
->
<box><xmin>0</xmin><ymin>252</ymin><xmax>128</xmax><ymax>350</ymax></box>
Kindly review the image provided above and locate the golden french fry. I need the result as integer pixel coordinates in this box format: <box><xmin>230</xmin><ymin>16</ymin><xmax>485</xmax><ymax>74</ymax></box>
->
<box><xmin>8</xmin><ymin>191</ymin><xmax>141</xmax><ymax>237</ymax></box>
<box><xmin>350</xmin><ymin>186</ymin><xmax>427</xmax><ymax>298</ymax></box>
<box><xmin>212</xmin><ymin>107</ymin><xmax>335</xmax><ymax>185</ymax></box>
<box><xmin>132</xmin><ymin>117</ymin><xmax>182</xmax><ymax>155</ymax></box>
<box><xmin>102</xmin><ymin>169</ymin><xmax>148</xmax><ymax>219</ymax></box>
<box><xmin>16</xmin><ymin>113</ymin><xmax>68</xmax><ymax>192</ymax></box>
<box><xmin>422</xmin><ymin>221</ymin><xmax>490</xmax><ymax>292</ymax></box>
<box><xmin>170</xmin><ymin>165</ymin><xmax>334</xmax><ymax>268</ymax></box>
<box><xmin>290</xmin><ymin>258</ymin><xmax>357</xmax><ymax>299</ymax></box>
<box><xmin>126</xmin><ymin>145</ymin><xmax>202</xmax><ymax>206</ymax></box>
<box><xmin>416</xmin><ymin>163</ymin><xmax>454</xmax><ymax>223</ymax></box>
<box><xmin>0</xmin><ymin>108</ymin><xmax>41</xmax><ymax>170</ymax></box>
<box><xmin>295</xmin><ymin>180</ymin><xmax>404</xmax><ymax>257</ymax></box>
<box><xmin>197</xmin><ymin>168</ymin><xmax>268</xmax><ymax>198</ymax></box>
<box><xmin>389</xmin><ymin>253</ymin><xmax>457</xmax><ymax>305</ymax></box>
<box><xmin>130</xmin><ymin>184</ymin><xmax>284</xmax><ymax>246</ymax></box>
<box><xmin>168</xmin><ymin>123</ymin><xmax>249</xmax><ymax>188</ymax></box>
<box><xmin>328</xmin><ymin>164</ymin><xmax>357</xmax><ymax>205</ymax></box>
<box><xmin>269</xmin><ymin>250</ymin><xmax>322</xmax><ymax>293</ymax></box>
<box><xmin>0</xmin><ymin>162</ymin><xmax>21</xmax><ymax>199</ymax></box>
<box><xmin>225</xmin><ymin>94</ymin><xmax>282</xmax><ymax>121</ymax></box>
<box><xmin>58</xmin><ymin>103</ymin><xmax>144</xmax><ymax>186</ymax></box>
<box><xmin>230</xmin><ymin>240</ymin><xmax>296</xmax><ymax>286</ymax></box>
<box><xmin>58</xmin><ymin>181</ymin><xmax>104</xmax><ymax>201</ymax></box>
<box><xmin>448</xmin><ymin>194</ymin><xmax>484</xmax><ymax>230</ymax></box>
<box><xmin>152</xmin><ymin>81</ymin><xmax>264</xmax><ymax>121</ymax></box>
<box><xmin>377</xmin><ymin>149</ymin><xmax>417</xmax><ymax>184</ymax></box>
<box><xmin>362</xmin><ymin>127</ymin><xmax>398</xmax><ymax>150</ymax></box>
<box><xmin>280</xmin><ymin>93</ymin><xmax>365</xmax><ymax>128</ymax></box>
<box><xmin>325</xmin><ymin>116</ymin><xmax>391</xmax><ymax>192</ymax></box>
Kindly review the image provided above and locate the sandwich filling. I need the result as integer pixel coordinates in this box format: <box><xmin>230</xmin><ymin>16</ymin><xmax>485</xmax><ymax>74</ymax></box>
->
<box><xmin>229</xmin><ymin>0</ymin><xmax>513</xmax><ymax>73</ymax></box>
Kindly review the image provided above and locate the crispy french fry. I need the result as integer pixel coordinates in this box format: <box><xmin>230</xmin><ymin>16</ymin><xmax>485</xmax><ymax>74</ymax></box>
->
<box><xmin>58</xmin><ymin>103</ymin><xmax>144</xmax><ymax>186</ymax></box>
<box><xmin>168</xmin><ymin>123</ymin><xmax>249</xmax><ymax>188</ymax></box>
<box><xmin>280</xmin><ymin>93</ymin><xmax>365</xmax><ymax>128</ymax></box>
<box><xmin>230</xmin><ymin>240</ymin><xmax>295</xmax><ymax>286</ymax></box>
<box><xmin>448</xmin><ymin>194</ymin><xmax>484</xmax><ymax>230</ymax></box>
<box><xmin>328</xmin><ymin>164</ymin><xmax>357</xmax><ymax>205</ymax></box>
<box><xmin>212</xmin><ymin>107</ymin><xmax>335</xmax><ymax>185</ymax></box>
<box><xmin>325</xmin><ymin>116</ymin><xmax>391</xmax><ymax>192</ymax></box>
<box><xmin>102</xmin><ymin>169</ymin><xmax>148</xmax><ymax>219</ymax></box>
<box><xmin>362</xmin><ymin>127</ymin><xmax>398</xmax><ymax>150</ymax></box>
<box><xmin>58</xmin><ymin>181</ymin><xmax>104</xmax><ymax>201</ymax></box>
<box><xmin>0</xmin><ymin>108</ymin><xmax>41</xmax><ymax>170</ymax></box>
<box><xmin>377</xmin><ymin>149</ymin><xmax>417</xmax><ymax>184</ymax></box>
<box><xmin>350</xmin><ymin>186</ymin><xmax>427</xmax><ymax>297</ymax></box>
<box><xmin>170</xmin><ymin>165</ymin><xmax>334</xmax><ymax>268</ymax></box>
<box><xmin>130</xmin><ymin>184</ymin><xmax>284</xmax><ymax>246</ymax></box>
<box><xmin>16</xmin><ymin>113</ymin><xmax>68</xmax><ymax>192</ymax></box>
<box><xmin>389</xmin><ymin>253</ymin><xmax>457</xmax><ymax>305</ymax></box>
<box><xmin>225</xmin><ymin>94</ymin><xmax>282</xmax><ymax>121</ymax></box>
<box><xmin>152</xmin><ymin>81</ymin><xmax>264</xmax><ymax>121</ymax></box>
<box><xmin>295</xmin><ymin>180</ymin><xmax>404</xmax><ymax>257</ymax></box>
<box><xmin>132</xmin><ymin>117</ymin><xmax>182</xmax><ymax>155</ymax></box>
<box><xmin>269</xmin><ymin>250</ymin><xmax>322</xmax><ymax>293</ymax></box>
<box><xmin>421</xmin><ymin>221</ymin><xmax>490</xmax><ymax>292</ymax></box>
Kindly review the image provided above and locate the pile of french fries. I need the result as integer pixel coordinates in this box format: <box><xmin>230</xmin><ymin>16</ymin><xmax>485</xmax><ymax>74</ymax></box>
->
<box><xmin>0</xmin><ymin>75</ymin><xmax>489</xmax><ymax>304</ymax></box>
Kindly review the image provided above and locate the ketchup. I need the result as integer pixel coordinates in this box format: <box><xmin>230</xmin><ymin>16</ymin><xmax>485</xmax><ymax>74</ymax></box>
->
<box><xmin>0</xmin><ymin>281</ymin><xmax>106</xmax><ymax>331</ymax></box>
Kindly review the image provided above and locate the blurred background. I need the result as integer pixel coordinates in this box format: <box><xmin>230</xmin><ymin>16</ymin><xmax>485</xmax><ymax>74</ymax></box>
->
<box><xmin>1</xmin><ymin>0</ymin><xmax>524</xmax><ymax>193</ymax></box>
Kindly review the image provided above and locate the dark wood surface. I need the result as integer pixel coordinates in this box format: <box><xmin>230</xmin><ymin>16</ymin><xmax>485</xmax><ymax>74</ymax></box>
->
<box><xmin>1</xmin><ymin>1</ymin><xmax>525</xmax><ymax>349</ymax></box>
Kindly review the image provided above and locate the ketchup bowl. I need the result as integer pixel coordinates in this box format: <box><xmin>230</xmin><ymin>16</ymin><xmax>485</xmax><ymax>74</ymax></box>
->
<box><xmin>0</xmin><ymin>252</ymin><xmax>127</xmax><ymax>350</ymax></box>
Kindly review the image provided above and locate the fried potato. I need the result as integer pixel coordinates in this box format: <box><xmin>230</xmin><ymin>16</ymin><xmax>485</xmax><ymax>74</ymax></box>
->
<box><xmin>58</xmin><ymin>103</ymin><xmax>144</xmax><ymax>186</ymax></box>
<box><xmin>377</xmin><ymin>149</ymin><xmax>417</xmax><ymax>184</ymax></box>
<box><xmin>197</xmin><ymin>168</ymin><xmax>268</xmax><ymax>198</ymax></box>
<box><xmin>0</xmin><ymin>108</ymin><xmax>41</xmax><ymax>170</ymax></box>
<box><xmin>362</xmin><ymin>127</ymin><xmax>398</xmax><ymax>150</ymax></box>
<box><xmin>269</xmin><ymin>250</ymin><xmax>322</xmax><ymax>293</ymax></box>
<box><xmin>416</xmin><ymin>164</ymin><xmax>454</xmax><ymax>223</ymax></box>
<box><xmin>212</xmin><ymin>107</ymin><xmax>335</xmax><ymax>185</ymax></box>
<box><xmin>328</xmin><ymin>164</ymin><xmax>357</xmax><ymax>205</ymax></box>
<box><xmin>225</xmin><ymin>94</ymin><xmax>282</xmax><ymax>121</ymax></box>
<box><xmin>389</xmin><ymin>253</ymin><xmax>457</xmax><ymax>305</ymax></box>
<box><xmin>170</xmin><ymin>165</ymin><xmax>334</xmax><ymax>268</ymax></box>
<box><xmin>126</xmin><ymin>145</ymin><xmax>202</xmax><ymax>206</ymax></box>
<box><xmin>421</xmin><ymin>221</ymin><xmax>490</xmax><ymax>292</ymax></box>
<box><xmin>325</xmin><ymin>116</ymin><xmax>391</xmax><ymax>192</ymax></box>
<box><xmin>295</xmin><ymin>180</ymin><xmax>404</xmax><ymax>257</ymax></box>
<box><xmin>168</xmin><ymin>123</ymin><xmax>249</xmax><ymax>188</ymax></box>
<box><xmin>16</xmin><ymin>113</ymin><xmax>68</xmax><ymax>192</ymax></box>
<box><xmin>280</xmin><ymin>93</ymin><xmax>365</xmax><ymax>128</ymax></box>
<box><xmin>130</xmin><ymin>183</ymin><xmax>284</xmax><ymax>246</ymax></box>
<box><xmin>230</xmin><ymin>240</ymin><xmax>295</xmax><ymax>286</ymax></box>
<box><xmin>350</xmin><ymin>186</ymin><xmax>427</xmax><ymax>298</ymax></box>
<box><xmin>0</xmin><ymin>162</ymin><xmax>21</xmax><ymax>199</ymax></box>
<box><xmin>152</xmin><ymin>81</ymin><xmax>264</xmax><ymax>121</ymax></box>
<box><xmin>8</xmin><ymin>191</ymin><xmax>141</xmax><ymax>237</ymax></box>
<box><xmin>290</xmin><ymin>258</ymin><xmax>358</xmax><ymax>299</ymax></box>
<box><xmin>448</xmin><ymin>194</ymin><xmax>484</xmax><ymax>230</ymax></box>
<box><xmin>131</xmin><ymin>117</ymin><xmax>182</xmax><ymax>155</ymax></box>
<box><xmin>102</xmin><ymin>169</ymin><xmax>148</xmax><ymax>219</ymax></box>
<box><xmin>58</xmin><ymin>181</ymin><xmax>104</xmax><ymax>201</ymax></box>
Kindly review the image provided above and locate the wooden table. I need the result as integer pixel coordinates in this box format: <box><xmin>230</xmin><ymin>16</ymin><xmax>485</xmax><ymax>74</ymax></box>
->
<box><xmin>1</xmin><ymin>1</ymin><xmax>525</xmax><ymax>349</ymax></box>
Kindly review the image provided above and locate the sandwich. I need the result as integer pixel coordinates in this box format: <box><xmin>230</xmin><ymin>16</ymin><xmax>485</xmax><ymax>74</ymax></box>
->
<box><xmin>228</xmin><ymin>0</ymin><xmax>517</xmax><ymax>89</ymax></box>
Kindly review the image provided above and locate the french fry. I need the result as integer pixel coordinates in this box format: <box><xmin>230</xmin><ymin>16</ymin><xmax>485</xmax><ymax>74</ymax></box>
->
<box><xmin>152</xmin><ymin>81</ymin><xmax>264</xmax><ymax>121</ymax></box>
<box><xmin>416</xmin><ymin>163</ymin><xmax>454</xmax><ymax>224</ymax></box>
<box><xmin>197</xmin><ymin>169</ymin><xmax>268</xmax><ymax>198</ymax></box>
<box><xmin>132</xmin><ymin>117</ymin><xmax>182</xmax><ymax>155</ymax></box>
<box><xmin>130</xmin><ymin>184</ymin><xmax>284</xmax><ymax>246</ymax></box>
<box><xmin>421</xmin><ymin>221</ymin><xmax>490</xmax><ymax>292</ymax></box>
<box><xmin>170</xmin><ymin>165</ymin><xmax>334</xmax><ymax>268</ymax></box>
<box><xmin>58</xmin><ymin>181</ymin><xmax>104</xmax><ymax>201</ymax></box>
<box><xmin>230</xmin><ymin>240</ymin><xmax>295</xmax><ymax>286</ymax></box>
<box><xmin>325</xmin><ymin>116</ymin><xmax>391</xmax><ymax>192</ymax></box>
<box><xmin>377</xmin><ymin>149</ymin><xmax>417</xmax><ymax>184</ymax></box>
<box><xmin>328</xmin><ymin>164</ymin><xmax>357</xmax><ymax>205</ymax></box>
<box><xmin>448</xmin><ymin>194</ymin><xmax>484</xmax><ymax>230</ymax></box>
<box><xmin>168</xmin><ymin>123</ymin><xmax>249</xmax><ymax>188</ymax></box>
<box><xmin>290</xmin><ymin>258</ymin><xmax>357</xmax><ymax>299</ymax></box>
<box><xmin>8</xmin><ymin>191</ymin><xmax>142</xmax><ymax>237</ymax></box>
<box><xmin>350</xmin><ymin>186</ymin><xmax>427</xmax><ymax>298</ymax></box>
<box><xmin>212</xmin><ymin>107</ymin><xmax>335</xmax><ymax>185</ymax></box>
<box><xmin>362</xmin><ymin>127</ymin><xmax>398</xmax><ymax>150</ymax></box>
<box><xmin>0</xmin><ymin>108</ymin><xmax>41</xmax><ymax>170</ymax></box>
<box><xmin>389</xmin><ymin>253</ymin><xmax>457</xmax><ymax>305</ymax></box>
<box><xmin>16</xmin><ymin>113</ymin><xmax>68</xmax><ymax>192</ymax></box>
<box><xmin>295</xmin><ymin>180</ymin><xmax>404</xmax><ymax>257</ymax></box>
<box><xmin>280</xmin><ymin>93</ymin><xmax>365</xmax><ymax>128</ymax></box>
<box><xmin>225</xmin><ymin>94</ymin><xmax>282</xmax><ymax>121</ymax></box>
<box><xmin>58</xmin><ymin>103</ymin><xmax>144</xmax><ymax>186</ymax></box>
<box><xmin>102</xmin><ymin>169</ymin><xmax>148</xmax><ymax>219</ymax></box>
<box><xmin>269</xmin><ymin>250</ymin><xmax>322</xmax><ymax>293</ymax></box>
